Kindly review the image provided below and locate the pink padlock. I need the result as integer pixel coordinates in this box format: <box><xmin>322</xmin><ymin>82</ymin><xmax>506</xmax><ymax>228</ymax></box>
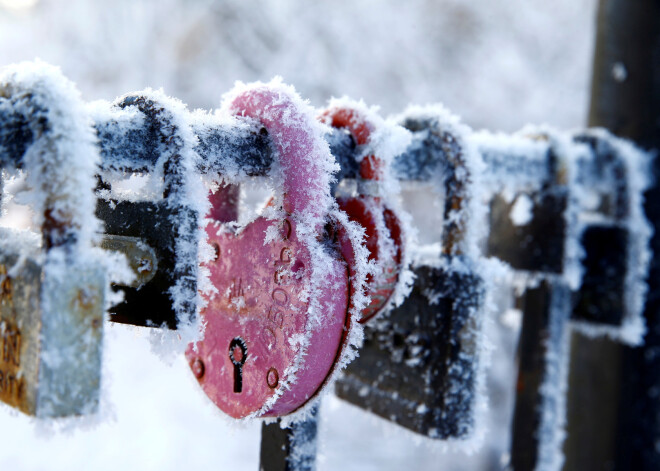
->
<box><xmin>186</xmin><ymin>82</ymin><xmax>366</xmax><ymax>419</ymax></box>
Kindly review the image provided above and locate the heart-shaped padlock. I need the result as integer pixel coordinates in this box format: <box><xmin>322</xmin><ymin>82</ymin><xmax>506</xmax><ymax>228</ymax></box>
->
<box><xmin>186</xmin><ymin>82</ymin><xmax>367</xmax><ymax>419</ymax></box>
<box><xmin>320</xmin><ymin>103</ymin><xmax>407</xmax><ymax>322</ymax></box>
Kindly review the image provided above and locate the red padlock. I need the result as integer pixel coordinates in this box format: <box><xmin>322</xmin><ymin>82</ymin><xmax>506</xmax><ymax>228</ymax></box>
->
<box><xmin>186</xmin><ymin>82</ymin><xmax>368</xmax><ymax>419</ymax></box>
<box><xmin>320</xmin><ymin>101</ymin><xmax>408</xmax><ymax>323</ymax></box>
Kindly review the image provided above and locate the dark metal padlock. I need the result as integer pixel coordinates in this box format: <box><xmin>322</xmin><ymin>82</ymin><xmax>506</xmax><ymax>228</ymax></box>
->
<box><xmin>570</xmin><ymin>130</ymin><xmax>651</xmax><ymax>340</ymax></box>
<box><xmin>336</xmin><ymin>107</ymin><xmax>488</xmax><ymax>439</ymax></box>
<box><xmin>320</xmin><ymin>102</ymin><xmax>408</xmax><ymax>322</ymax></box>
<box><xmin>96</xmin><ymin>92</ymin><xmax>203</xmax><ymax>330</ymax></box>
<box><xmin>486</xmin><ymin>136</ymin><xmax>568</xmax><ymax>275</ymax></box>
<box><xmin>0</xmin><ymin>62</ymin><xmax>108</xmax><ymax>417</ymax></box>
<box><xmin>186</xmin><ymin>82</ymin><xmax>368</xmax><ymax>419</ymax></box>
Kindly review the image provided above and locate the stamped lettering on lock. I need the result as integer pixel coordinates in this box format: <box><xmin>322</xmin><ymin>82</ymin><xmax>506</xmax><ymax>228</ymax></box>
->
<box><xmin>260</xmin><ymin>239</ymin><xmax>294</xmax><ymax>353</ymax></box>
<box><xmin>228</xmin><ymin>277</ymin><xmax>246</xmax><ymax>312</ymax></box>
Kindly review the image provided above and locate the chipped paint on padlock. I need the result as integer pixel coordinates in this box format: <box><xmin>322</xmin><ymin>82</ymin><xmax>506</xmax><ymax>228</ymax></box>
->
<box><xmin>186</xmin><ymin>83</ymin><xmax>363</xmax><ymax>419</ymax></box>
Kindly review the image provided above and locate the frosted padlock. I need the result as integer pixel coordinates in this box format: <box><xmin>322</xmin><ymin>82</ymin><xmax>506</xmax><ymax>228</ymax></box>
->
<box><xmin>570</xmin><ymin>130</ymin><xmax>650</xmax><ymax>334</ymax></box>
<box><xmin>96</xmin><ymin>93</ymin><xmax>202</xmax><ymax>329</ymax></box>
<box><xmin>186</xmin><ymin>83</ymin><xmax>366</xmax><ymax>418</ymax></box>
<box><xmin>487</xmin><ymin>134</ymin><xmax>568</xmax><ymax>274</ymax></box>
<box><xmin>336</xmin><ymin>108</ymin><xmax>487</xmax><ymax>439</ymax></box>
<box><xmin>319</xmin><ymin>103</ymin><xmax>406</xmax><ymax>322</ymax></box>
<box><xmin>0</xmin><ymin>63</ymin><xmax>107</xmax><ymax>417</ymax></box>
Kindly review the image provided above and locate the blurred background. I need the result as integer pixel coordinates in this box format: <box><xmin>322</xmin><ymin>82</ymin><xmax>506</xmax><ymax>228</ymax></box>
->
<box><xmin>0</xmin><ymin>1</ymin><xmax>597</xmax><ymax>469</ymax></box>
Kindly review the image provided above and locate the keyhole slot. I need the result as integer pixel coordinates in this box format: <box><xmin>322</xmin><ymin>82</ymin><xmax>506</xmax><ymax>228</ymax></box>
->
<box><xmin>229</xmin><ymin>337</ymin><xmax>248</xmax><ymax>393</ymax></box>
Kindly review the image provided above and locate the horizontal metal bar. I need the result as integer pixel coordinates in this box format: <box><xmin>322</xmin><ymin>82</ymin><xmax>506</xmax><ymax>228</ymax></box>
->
<box><xmin>0</xmin><ymin>101</ymin><xmax>553</xmax><ymax>186</ymax></box>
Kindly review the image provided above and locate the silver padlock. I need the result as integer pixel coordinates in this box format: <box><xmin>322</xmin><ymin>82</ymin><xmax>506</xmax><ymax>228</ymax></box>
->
<box><xmin>0</xmin><ymin>62</ymin><xmax>108</xmax><ymax>417</ymax></box>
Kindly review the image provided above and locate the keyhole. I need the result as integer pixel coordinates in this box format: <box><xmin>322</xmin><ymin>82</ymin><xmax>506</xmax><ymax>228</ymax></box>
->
<box><xmin>229</xmin><ymin>337</ymin><xmax>247</xmax><ymax>393</ymax></box>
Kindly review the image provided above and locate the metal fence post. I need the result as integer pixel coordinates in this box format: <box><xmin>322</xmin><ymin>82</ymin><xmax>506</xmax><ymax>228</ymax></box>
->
<box><xmin>564</xmin><ymin>1</ymin><xmax>660</xmax><ymax>469</ymax></box>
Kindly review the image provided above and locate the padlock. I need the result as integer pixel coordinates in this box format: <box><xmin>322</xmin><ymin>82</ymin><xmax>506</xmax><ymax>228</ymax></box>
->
<box><xmin>186</xmin><ymin>81</ymin><xmax>368</xmax><ymax>419</ymax></box>
<box><xmin>570</xmin><ymin>130</ymin><xmax>651</xmax><ymax>339</ymax></box>
<box><xmin>486</xmin><ymin>137</ymin><xmax>568</xmax><ymax>275</ymax></box>
<box><xmin>96</xmin><ymin>91</ymin><xmax>206</xmax><ymax>331</ymax></box>
<box><xmin>320</xmin><ymin>101</ymin><xmax>409</xmax><ymax>322</ymax></box>
<box><xmin>336</xmin><ymin>106</ymin><xmax>489</xmax><ymax>439</ymax></box>
<box><xmin>0</xmin><ymin>62</ymin><xmax>108</xmax><ymax>417</ymax></box>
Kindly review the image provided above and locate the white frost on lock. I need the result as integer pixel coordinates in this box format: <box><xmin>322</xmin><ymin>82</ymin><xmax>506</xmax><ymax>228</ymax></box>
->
<box><xmin>519</xmin><ymin>125</ymin><xmax>587</xmax><ymax>292</ymax></box>
<box><xmin>96</xmin><ymin>88</ymin><xmax>212</xmax><ymax>354</ymax></box>
<box><xmin>569</xmin><ymin>128</ymin><xmax>653</xmax><ymax>346</ymax></box>
<box><xmin>389</xmin><ymin>103</ymin><xmax>500</xmax><ymax>452</ymax></box>
<box><xmin>216</xmin><ymin>79</ymin><xmax>370</xmax><ymax>425</ymax></box>
<box><xmin>472</xmin><ymin>129</ymin><xmax>551</xmax><ymax>197</ymax></box>
<box><xmin>0</xmin><ymin>60</ymin><xmax>133</xmax><ymax>422</ymax></box>
<box><xmin>221</xmin><ymin>77</ymin><xmax>339</xmax><ymax>230</ymax></box>
<box><xmin>533</xmin><ymin>285</ymin><xmax>572</xmax><ymax>471</ymax></box>
<box><xmin>321</xmin><ymin>96</ymin><xmax>416</xmax><ymax>318</ymax></box>
<box><xmin>509</xmin><ymin>194</ymin><xmax>534</xmax><ymax>226</ymax></box>
<box><xmin>0</xmin><ymin>60</ymin><xmax>102</xmax><ymax>252</ymax></box>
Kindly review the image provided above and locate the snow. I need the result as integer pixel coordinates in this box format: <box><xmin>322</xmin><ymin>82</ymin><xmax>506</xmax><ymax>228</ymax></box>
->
<box><xmin>320</xmin><ymin>96</ymin><xmax>415</xmax><ymax>318</ymax></box>
<box><xmin>509</xmin><ymin>195</ymin><xmax>533</xmax><ymax>226</ymax></box>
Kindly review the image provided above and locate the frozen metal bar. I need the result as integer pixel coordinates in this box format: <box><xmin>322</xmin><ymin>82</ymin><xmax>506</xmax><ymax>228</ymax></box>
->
<box><xmin>0</xmin><ymin>100</ymin><xmax>552</xmax><ymax>187</ymax></box>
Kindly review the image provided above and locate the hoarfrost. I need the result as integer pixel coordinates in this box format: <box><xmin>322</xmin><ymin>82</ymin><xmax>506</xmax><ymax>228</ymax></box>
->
<box><xmin>509</xmin><ymin>194</ymin><xmax>533</xmax><ymax>226</ymax></box>
<box><xmin>0</xmin><ymin>60</ymin><xmax>132</xmax><ymax>423</ymax></box>
<box><xmin>207</xmin><ymin>80</ymin><xmax>370</xmax><ymax>425</ymax></box>
<box><xmin>321</xmin><ymin>96</ymin><xmax>416</xmax><ymax>318</ymax></box>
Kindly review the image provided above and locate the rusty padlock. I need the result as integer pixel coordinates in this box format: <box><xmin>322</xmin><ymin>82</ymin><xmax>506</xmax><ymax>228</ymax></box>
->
<box><xmin>186</xmin><ymin>82</ymin><xmax>368</xmax><ymax>419</ymax></box>
<box><xmin>0</xmin><ymin>62</ymin><xmax>108</xmax><ymax>417</ymax></box>
<box><xmin>320</xmin><ymin>102</ymin><xmax>409</xmax><ymax>322</ymax></box>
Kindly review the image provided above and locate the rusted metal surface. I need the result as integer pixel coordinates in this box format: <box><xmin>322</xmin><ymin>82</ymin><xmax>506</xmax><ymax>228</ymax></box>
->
<box><xmin>0</xmin><ymin>259</ymin><xmax>37</xmax><ymax>414</ymax></box>
<box><xmin>0</xmin><ymin>253</ymin><xmax>104</xmax><ymax>417</ymax></box>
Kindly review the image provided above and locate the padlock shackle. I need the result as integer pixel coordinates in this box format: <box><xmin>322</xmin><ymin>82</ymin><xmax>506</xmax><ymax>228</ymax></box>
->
<box><xmin>111</xmin><ymin>92</ymin><xmax>204</xmax><ymax>328</ymax></box>
<box><xmin>400</xmin><ymin>114</ymin><xmax>472</xmax><ymax>256</ymax></box>
<box><xmin>227</xmin><ymin>84</ymin><xmax>334</xmax><ymax>222</ymax></box>
<box><xmin>320</xmin><ymin>107</ymin><xmax>384</xmax><ymax>182</ymax></box>
<box><xmin>0</xmin><ymin>62</ymin><xmax>101</xmax><ymax>253</ymax></box>
<box><xmin>115</xmin><ymin>94</ymin><xmax>192</xmax><ymax>202</ymax></box>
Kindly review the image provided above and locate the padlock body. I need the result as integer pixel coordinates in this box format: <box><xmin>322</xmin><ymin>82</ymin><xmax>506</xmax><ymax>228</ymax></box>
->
<box><xmin>0</xmin><ymin>249</ymin><xmax>105</xmax><ymax>417</ymax></box>
<box><xmin>97</xmin><ymin>199</ymin><xmax>196</xmax><ymax>329</ymax></box>
<box><xmin>336</xmin><ymin>263</ymin><xmax>484</xmax><ymax>438</ymax></box>
<box><xmin>337</xmin><ymin>196</ymin><xmax>402</xmax><ymax>322</ymax></box>
<box><xmin>487</xmin><ymin>189</ymin><xmax>567</xmax><ymax>273</ymax></box>
<box><xmin>187</xmin><ymin>216</ymin><xmax>349</xmax><ymax>418</ymax></box>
